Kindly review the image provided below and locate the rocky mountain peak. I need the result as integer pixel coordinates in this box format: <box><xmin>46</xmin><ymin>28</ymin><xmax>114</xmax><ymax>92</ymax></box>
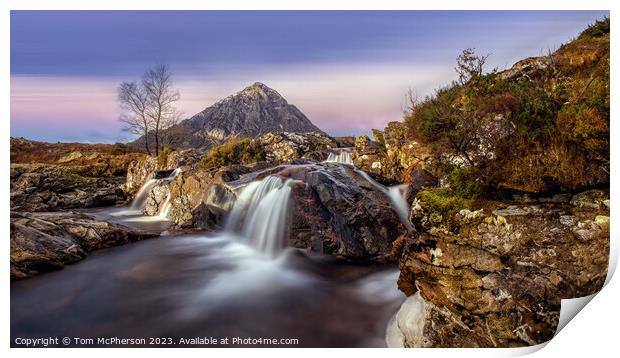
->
<box><xmin>140</xmin><ymin>82</ymin><xmax>324</xmax><ymax>149</ymax></box>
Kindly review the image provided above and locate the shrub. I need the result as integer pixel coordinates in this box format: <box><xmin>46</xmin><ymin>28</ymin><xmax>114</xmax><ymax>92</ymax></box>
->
<box><xmin>199</xmin><ymin>139</ymin><xmax>265</xmax><ymax>169</ymax></box>
<box><xmin>417</xmin><ymin>188</ymin><xmax>473</xmax><ymax>221</ymax></box>
<box><xmin>157</xmin><ymin>145</ymin><xmax>174</xmax><ymax>167</ymax></box>
<box><xmin>578</xmin><ymin>17</ymin><xmax>610</xmax><ymax>40</ymax></box>
<box><xmin>403</xmin><ymin>27</ymin><xmax>609</xmax><ymax>195</ymax></box>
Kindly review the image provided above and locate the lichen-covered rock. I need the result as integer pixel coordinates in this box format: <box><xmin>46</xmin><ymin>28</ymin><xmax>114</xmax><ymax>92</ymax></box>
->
<box><xmin>122</xmin><ymin>148</ymin><xmax>202</xmax><ymax>196</ymax></box>
<box><xmin>123</xmin><ymin>156</ymin><xmax>159</xmax><ymax>196</ymax></box>
<box><xmin>167</xmin><ymin>165</ymin><xmax>252</xmax><ymax>229</ymax></box>
<box><xmin>257</xmin><ymin>131</ymin><xmax>337</xmax><ymax>163</ymax></box>
<box><xmin>10</xmin><ymin>212</ymin><xmax>157</xmax><ymax>280</ymax></box>
<box><xmin>393</xmin><ymin>199</ymin><xmax>610</xmax><ymax>347</ymax></box>
<box><xmin>144</xmin><ymin>182</ymin><xmax>171</xmax><ymax>216</ymax></box>
<box><xmin>351</xmin><ymin>124</ymin><xmax>432</xmax><ymax>185</ymax></box>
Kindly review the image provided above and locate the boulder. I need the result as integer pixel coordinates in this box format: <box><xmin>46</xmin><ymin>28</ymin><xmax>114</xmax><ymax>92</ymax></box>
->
<box><xmin>165</xmin><ymin>162</ymin><xmax>409</xmax><ymax>260</ymax></box>
<box><xmin>10</xmin><ymin>212</ymin><xmax>157</xmax><ymax>280</ymax></box>
<box><xmin>275</xmin><ymin>163</ymin><xmax>408</xmax><ymax>261</ymax></box>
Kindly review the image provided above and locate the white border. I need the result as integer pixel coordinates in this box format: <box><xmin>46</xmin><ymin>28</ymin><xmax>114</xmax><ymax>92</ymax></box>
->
<box><xmin>3</xmin><ymin>1</ymin><xmax>617</xmax><ymax>358</ymax></box>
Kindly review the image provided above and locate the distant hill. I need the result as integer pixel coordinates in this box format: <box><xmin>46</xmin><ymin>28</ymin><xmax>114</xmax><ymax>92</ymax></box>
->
<box><xmin>134</xmin><ymin>82</ymin><xmax>324</xmax><ymax>149</ymax></box>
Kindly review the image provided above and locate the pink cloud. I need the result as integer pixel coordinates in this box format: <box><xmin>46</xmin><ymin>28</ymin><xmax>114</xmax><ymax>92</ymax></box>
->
<box><xmin>11</xmin><ymin>63</ymin><xmax>455</xmax><ymax>142</ymax></box>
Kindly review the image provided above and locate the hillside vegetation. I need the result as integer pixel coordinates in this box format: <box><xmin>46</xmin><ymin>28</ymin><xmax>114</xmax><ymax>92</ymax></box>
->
<box><xmin>403</xmin><ymin>18</ymin><xmax>610</xmax><ymax>197</ymax></box>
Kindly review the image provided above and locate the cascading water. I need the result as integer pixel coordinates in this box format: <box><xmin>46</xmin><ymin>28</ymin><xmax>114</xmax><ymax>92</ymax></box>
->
<box><xmin>325</xmin><ymin>149</ymin><xmax>353</xmax><ymax>165</ymax></box>
<box><xmin>224</xmin><ymin>175</ymin><xmax>293</xmax><ymax>258</ymax></box>
<box><xmin>156</xmin><ymin>194</ymin><xmax>173</xmax><ymax>219</ymax></box>
<box><xmin>349</xmin><ymin>167</ymin><xmax>413</xmax><ymax>231</ymax></box>
<box><xmin>129</xmin><ymin>179</ymin><xmax>159</xmax><ymax>211</ymax></box>
<box><xmin>387</xmin><ymin>185</ymin><xmax>413</xmax><ymax>231</ymax></box>
<box><xmin>322</xmin><ymin>149</ymin><xmax>412</xmax><ymax>230</ymax></box>
<box><xmin>113</xmin><ymin>168</ymin><xmax>182</xmax><ymax>220</ymax></box>
<box><xmin>154</xmin><ymin>168</ymin><xmax>182</xmax><ymax>219</ymax></box>
<box><xmin>165</xmin><ymin>168</ymin><xmax>182</xmax><ymax>181</ymax></box>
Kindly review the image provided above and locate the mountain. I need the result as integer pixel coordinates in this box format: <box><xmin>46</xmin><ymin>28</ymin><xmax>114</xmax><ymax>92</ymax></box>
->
<box><xmin>136</xmin><ymin>82</ymin><xmax>324</xmax><ymax>149</ymax></box>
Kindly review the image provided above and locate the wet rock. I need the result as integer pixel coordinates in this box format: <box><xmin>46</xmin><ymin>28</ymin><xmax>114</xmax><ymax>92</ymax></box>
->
<box><xmin>10</xmin><ymin>212</ymin><xmax>157</xmax><ymax>280</ymax></box>
<box><xmin>122</xmin><ymin>148</ymin><xmax>201</xmax><ymax>196</ymax></box>
<box><xmin>276</xmin><ymin>163</ymin><xmax>408</xmax><ymax>261</ymax></box>
<box><xmin>302</xmin><ymin>151</ymin><xmax>329</xmax><ymax>162</ymax></box>
<box><xmin>10</xmin><ymin>164</ymin><xmax>126</xmax><ymax>212</ymax></box>
<box><xmin>123</xmin><ymin>156</ymin><xmax>159</xmax><ymax>195</ymax></box>
<box><xmin>394</xmin><ymin>200</ymin><xmax>609</xmax><ymax>347</ymax></box>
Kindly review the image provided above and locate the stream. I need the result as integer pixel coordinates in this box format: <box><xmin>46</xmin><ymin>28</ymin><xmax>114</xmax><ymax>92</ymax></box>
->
<box><xmin>11</xmin><ymin>153</ymin><xmax>407</xmax><ymax>347</ymax></box>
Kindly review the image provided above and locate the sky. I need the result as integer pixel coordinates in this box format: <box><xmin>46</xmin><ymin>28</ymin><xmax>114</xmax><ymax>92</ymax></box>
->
<box><xmin>10</xmin><ymin>10</ymin><xmax>609</xmax><ymax>143</ymax></box>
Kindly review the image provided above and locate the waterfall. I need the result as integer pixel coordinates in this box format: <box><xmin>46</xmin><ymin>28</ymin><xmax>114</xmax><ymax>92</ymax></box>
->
<box><xmin>323</xmin><ymin>148</ymin><xmax>412</xmax><ymax>229</ymax></box>
<box><xmin>224</xmin><ymin>176</ymin><xmax>293</xmax><ymax>258</ymax></box>
<box><xmin>156</xmin><ymin>194</ymin><xmax>173</xmax><ymax>219</ymax></box>
<box><xmin>129</xmin><ymin>179</ymin><xmax>159</xmax><ymax>211</ymax></box>
<box><xmin>126</xmin><ymin>168</ymin><xmax>181</xmax><ymax>216</ymax></box>
<box><xmin>353</xmin><ymin>168</ymin><xmax>413</xmax><ymax>231</ymax></box>
<box><xmin>165</xmin><ymin>168</ymin><xmax>182</xmax><ymax>181</ymax></box>
<box><xmin>153</xmin><ymin>168</ymin><xmax>182</xmax><ymax>219</ymax></box>
<box><xmin>387</xmin><ymin>185</ymin><xmax>413</xmax><ymax>231</ymax></box>
<box><xmin>325</xmin><ymin>149</ymin><xmax>353</xmax><ymax>165</ymax></box>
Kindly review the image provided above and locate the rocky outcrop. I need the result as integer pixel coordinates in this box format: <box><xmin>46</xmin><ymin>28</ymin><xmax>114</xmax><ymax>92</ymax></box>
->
<box><xmin>163</xmin><ymin>161</ymin><xmax>409</xmax><ymax>260</ymax></box>
<box><xmin>135</xmin><ymin>82</ymin><xmax>324</xmax><ymax>149</ymax></box>
<box><xmin>123</xmin><ymin>148</ymin><xmax>204</xmax><ymax>195</ymax></box>
<box><xmin>124</xmin><ymin>156</ymin><xmax>160</xmax><ymax>196</ymax></box>
<box><xmin>10</xmin><ymin>164</ymin><xmax>127</xmax><ymax>212</ymax></box>
<box><xmin>275</xmin><ymin>163</ymin><xmax>408</xmax><ymax>261</ymax></box>
<box><xmin>258</xmin><ymin>131</ymin><xmax>337</xmax><ymax>163</ymax></box>
<box><xmin>10</xmin><ymin>138</ymin><xmax>148</xmax><ymax>212</ymax></box>
<box><xmin>351</xmin><ymin>123</ymin><xmax>431</xmax><ymax>185</ymax></box>
<box><xmin>144</xmin><ymin>182</ymin><xmax>171</xmax><ymax>216</ymax></box>
<box><xmin>166</xmin><ymin>165</ymin><xmax>252</xmax><ymax>229</ymax></box>
<box><xmin>10</xmin><ymin>212</ymin><xmax>157</xmax><ymax>280</ymax></box>
<box><xmin>391</xmin><ymin>191</ymin><xmax>610</xmax><ymax>347</ymax></box>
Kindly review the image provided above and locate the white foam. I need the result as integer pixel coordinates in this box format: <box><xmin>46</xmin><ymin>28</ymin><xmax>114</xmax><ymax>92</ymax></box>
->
<box><xmin>324</xmin><ymin>149</ymin><xmax>353</xmax><ymax>165</ymax></box>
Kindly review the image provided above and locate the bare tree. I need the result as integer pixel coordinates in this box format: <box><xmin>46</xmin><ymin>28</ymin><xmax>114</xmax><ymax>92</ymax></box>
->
<box><xmin>118</xmin><ymin>64</ymin><xmax>181</xmax><ymax>156</ymax></box>
<box><xmin>142</xmin><ymin>65</ymin><xmax>181</xmax><ymax>155</ymax></box>
<box><xmin>118</xmin><ymin>82</ymin><xmax>151</xmax><ymax>155</ymax></box>
<box><xmin>455</xmin><ymin>48</ymin><xmax>489</xmax><ymax>85</ymax></box>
